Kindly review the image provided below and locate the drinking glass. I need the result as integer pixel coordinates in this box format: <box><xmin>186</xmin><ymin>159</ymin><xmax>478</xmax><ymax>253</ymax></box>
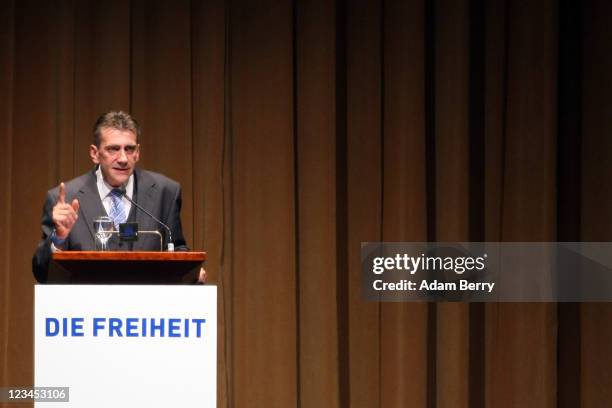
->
<box><xmin>93</xmin><ymin>216</ymin><xmax>114</xmax><ymax>251</ymax></box>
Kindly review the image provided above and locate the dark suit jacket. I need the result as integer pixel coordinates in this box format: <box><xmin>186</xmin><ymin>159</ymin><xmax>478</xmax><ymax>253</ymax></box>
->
<box><xmin>32</xmin><ymin>167</ymin><xmax>188</xmax><ymax>282</ymax></box>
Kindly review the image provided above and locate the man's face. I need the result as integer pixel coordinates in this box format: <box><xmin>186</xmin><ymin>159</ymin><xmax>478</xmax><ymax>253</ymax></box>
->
<box><xmin>89</xmin><ymin>127</ymin><xmax>140</xmax><ymax>187</ymax></box>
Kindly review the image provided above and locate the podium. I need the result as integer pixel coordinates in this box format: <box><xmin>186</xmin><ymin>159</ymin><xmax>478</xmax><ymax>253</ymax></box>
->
<box><xmin>49</xmin><ymin>251</ymin><xmax>206</xmax><ymax>283</ymax></box>
<box><xmin>35</xmin><ymin>251</ymin><xmax>216</xmax><ymax>407</ymax></box>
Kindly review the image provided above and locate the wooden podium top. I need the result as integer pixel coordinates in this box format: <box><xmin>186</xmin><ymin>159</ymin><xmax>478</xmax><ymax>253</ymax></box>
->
<box><xmin>52</xmin><ymin>251</ymin><xmax>206</xmax><ymax>262</ymax></box>
<box><xmin>50</xmin><ymin>251</ymin><xmax>206</xmax><ymax>284</ymax></box>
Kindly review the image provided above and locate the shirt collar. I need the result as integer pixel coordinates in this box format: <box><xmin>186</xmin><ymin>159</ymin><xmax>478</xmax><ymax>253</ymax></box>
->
<box><xmin>95</xmin><ymin>166</ymin><xmax>134</xmax><ymax>201</ymax></box>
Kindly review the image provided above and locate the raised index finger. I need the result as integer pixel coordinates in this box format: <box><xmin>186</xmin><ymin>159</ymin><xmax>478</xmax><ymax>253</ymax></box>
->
<box><xmin>58</xmin><ymin>182</ymin><xmax>66</xmax><ymax>204</ymax></box>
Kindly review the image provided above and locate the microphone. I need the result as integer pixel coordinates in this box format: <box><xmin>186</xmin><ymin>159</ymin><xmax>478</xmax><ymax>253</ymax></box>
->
<box><xmin>116</xmin><ymin>187</ymin><xmax>175</xmax><ymax>252</ymax></box>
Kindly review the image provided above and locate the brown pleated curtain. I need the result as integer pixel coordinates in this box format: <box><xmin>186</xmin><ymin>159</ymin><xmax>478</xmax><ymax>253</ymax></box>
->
<box><xmin>1</xmin><ymin>0</ymin><xmax>611</xmax><ymax>407</ymax></box>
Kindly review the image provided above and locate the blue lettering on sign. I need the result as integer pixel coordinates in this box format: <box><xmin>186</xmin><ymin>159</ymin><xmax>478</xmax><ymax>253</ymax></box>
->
<box><xmin>126</xmin><ymin>318</ymin><xmax>139</xmax><ymax>337</ymax></box>
<box><xmin>93</xmin><ymin>317</ymin><xmax>105</xmax><ymax>336</ymax></box>
<box><xmin>109</xmin><ymin>318</ymin><xmax>123</xmax><ymax>337</ymax></box>
<box><xmin>193</xmin><ymin>319</ymin><xmax>206</xmax><ymax>338</ymax></box>
<box><xmin>150</xmin><ymin>318</ymin><xmax>165</xmax><ymax>337</ymax></box>
<box><xmin>45</xmin><ymin>317</ymin><xmax>85</xmax><ymax>337</ymax></box>
<box><xmin>72</xmin><ymin>317</ymin><xmax>85</xmax><ymax>337</ymax></box>
<box><xmin>45</xmin><ymin>318</ymin><xmax>59</xmax><ymax>336</ymax></box>
<box><xmin>44</xmin><ymin>317</ymin><xmax>208</xmax><ymax>338</ymax></box>
<box><xmin>169</xmin><ymin>318</ymin><xmax>181</xmax><ymax>337</ymax></box>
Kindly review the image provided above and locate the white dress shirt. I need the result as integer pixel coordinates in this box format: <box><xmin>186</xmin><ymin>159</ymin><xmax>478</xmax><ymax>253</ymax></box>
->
<box><xmin>95</xmin><ymin>166</ymin><xmax>134</xmax><ymax>217</ymax></box>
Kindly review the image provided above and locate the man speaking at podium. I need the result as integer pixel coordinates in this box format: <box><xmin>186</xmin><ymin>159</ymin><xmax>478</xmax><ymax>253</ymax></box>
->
<box><xmin>32</xmin><ymin>111</ymin><xmax>205</xmax><ymax>283</ymax></box>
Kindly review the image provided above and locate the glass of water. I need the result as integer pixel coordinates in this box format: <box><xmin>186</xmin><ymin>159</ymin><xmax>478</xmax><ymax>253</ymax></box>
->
<box><xmin>93</xmin><ymin>216</ymin><xmax>114</xmax><ymax>251</ymax></box>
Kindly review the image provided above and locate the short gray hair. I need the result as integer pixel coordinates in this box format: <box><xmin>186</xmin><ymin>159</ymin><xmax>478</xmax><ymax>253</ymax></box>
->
<box><xmin>93</xmin><ymin>111</ymin><xmax>140</xmax><ymax>147</ymax></box>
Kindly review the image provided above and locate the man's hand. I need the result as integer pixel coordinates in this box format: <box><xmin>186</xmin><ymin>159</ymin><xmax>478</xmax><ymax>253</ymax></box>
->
<box><xmin>52</xmin><ymin>182</ymin><xmax>80</xmax><ymax>239</ymax></box>
<box><xmin>198</xmin><ymin>267</ymin><xmax>207</xmax><ymax>283</ymax></box>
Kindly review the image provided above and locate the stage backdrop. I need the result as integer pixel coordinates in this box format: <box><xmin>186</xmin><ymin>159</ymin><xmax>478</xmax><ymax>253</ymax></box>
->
<box><xmin>1</xmin><ymin>0</ymin><xmax>611</xmax><ymax>407</ymax></box>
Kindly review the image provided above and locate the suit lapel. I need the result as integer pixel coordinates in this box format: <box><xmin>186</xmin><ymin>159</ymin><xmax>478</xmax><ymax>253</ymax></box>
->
<box><xmin>77</xmin><ymin>169</ymin><xmax>107</xmax><ymax>242</ymax></box>
<box><xmin>133</xmin><ymin>169</ymin><xmax>160</xmax><ymax>250</ymax></box>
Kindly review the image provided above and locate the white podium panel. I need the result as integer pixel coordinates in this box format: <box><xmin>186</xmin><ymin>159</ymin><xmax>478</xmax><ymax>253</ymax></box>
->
<box><xmin>35</xmin><ymin>285</ymin><xmax>217</xmax><ymax>407</ymax></box>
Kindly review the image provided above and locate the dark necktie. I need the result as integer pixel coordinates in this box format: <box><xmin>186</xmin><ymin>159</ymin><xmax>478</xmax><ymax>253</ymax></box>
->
<box><xmin>109</xmin><ymin>188</ymin><xmax>127</xmax><ymax>228</ymax></box>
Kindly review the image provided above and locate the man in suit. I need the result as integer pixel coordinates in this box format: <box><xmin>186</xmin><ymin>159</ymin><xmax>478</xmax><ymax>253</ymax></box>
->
<box><xmin>32</xmin><ymin>111</ymin><xmax>205</xmax><ymax>283</ymax></box>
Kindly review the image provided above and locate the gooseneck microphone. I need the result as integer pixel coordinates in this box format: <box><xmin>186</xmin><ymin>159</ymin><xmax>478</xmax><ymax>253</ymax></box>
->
<box><xmin>117</xmin><ymin>187</ymin><xmax>175</xmax><ymax>251</ymax></box>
